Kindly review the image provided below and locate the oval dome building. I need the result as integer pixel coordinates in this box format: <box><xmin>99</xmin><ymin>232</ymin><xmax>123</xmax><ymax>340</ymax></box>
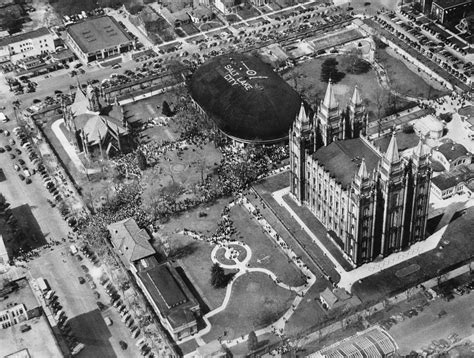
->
<box><xmin>190</xmin><ymin>53</ymin><xmax>301</xmax><ymax>144</ymax></box>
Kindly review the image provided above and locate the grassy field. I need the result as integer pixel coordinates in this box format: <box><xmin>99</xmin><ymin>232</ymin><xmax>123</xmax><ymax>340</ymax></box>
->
<box><xmin>202</xmin><ymin>272</ymin><xmax>296</xmax><ymax>342</ymax></box>
<box><xmin>156</xmin><ymin>197</ymin><xmax>231</xmax><ymax>310</ymax></box>
<box><xmin>375</xmin><ymin>47</ymin><xmax>448</xmax><ymax>99</ymax></box>
<box><xmin>230</xmin><ymin>204</ymin><xmax>307</xmax><ymax>287</ymax></box>
<box><xmin>283</xmin><ymin>55</ymin><xmax>384</xmax><ymax>118</ymax></box>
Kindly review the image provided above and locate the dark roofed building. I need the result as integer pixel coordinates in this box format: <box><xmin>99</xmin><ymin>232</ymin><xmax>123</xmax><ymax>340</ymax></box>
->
<box><xmin>107</xmin><ymin>218</ymin><xmax>155</xmax><ymax>266</ymax></box>
<box><xmin>373</xmin><ymin>131</ymin><xmax>421</xmax><ymax>154</ymax></box>
<box><xmin>432</xmin><ymin>141</ymin><xmax>471</xmax><ymax>171</ymax></box>
<box><xmin>431</xmin><ymin>0</ymin><xmax>472</xmax><ymax>24</ymax></box>
<box><xmin>190</xmin><ymin>53</ymin><xmax>301</xmax><ymax>144</ymax></box>
<box><xmin>431</xmin><ymin>164</ymin><xmax>474</xmax><ymax>199</ymax></box>
<box><xmin>137</xmin><ymin>261</ymin><xmax>200</xmax><ymax>340</ymax></box>
<box><xmin>66</xmin><ymin>16</ymin><xmax>134</xmax><ymax>63</ymax></box>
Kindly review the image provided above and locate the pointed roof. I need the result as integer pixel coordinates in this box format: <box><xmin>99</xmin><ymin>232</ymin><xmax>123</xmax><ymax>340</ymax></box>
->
<box><xmin>384</xmin><ymin>134</ymin><xmax>400</xmax><ymax>163</ymax></box>
<box><xmin>351</xmin><ymin>85</ymin><xmax>362</xmax><ymax>106</ymax></box>
<box><xmin>70</xmin><ymin>87</ymin><xmax>91</xmax><ymax>117</ymax></box>
<box><xmin>323</xmin><ymin>79</ymin><xmax>338</xmax><ymax>110</ymax></box>
<box><xmin>295</xmin><ymin>101</ymin><xmax>310</xmax><ymax>130</ymax></box>
<box><xmin>107</xmin><ymin>218</ymin><xmax>155</xmax><ymax>265</ymax></box>
<box><xmin>413</xmin><ymin>140</ymin><xmax>425</xmax><ymax>158</ymax></box>
<box><xmin>358</xmin><ymin>158</ymin><xmax>368</xmax><ymax>179</ymax></box>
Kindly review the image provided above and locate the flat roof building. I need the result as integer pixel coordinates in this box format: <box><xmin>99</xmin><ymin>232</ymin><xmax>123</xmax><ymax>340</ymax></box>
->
<box><xmin>66</xmin><ymin>16</ymin><xmax>134</xmax><ymax>63</ymax></box>
<box><xmin>0</xmin><ymin>277</ymin><xmax>63</xmax><ymax>358</ymax></box>
<box><xmin>0</xmin><ymin>27</ymin><xmax>55</xmax><ymax>64</ymax></box>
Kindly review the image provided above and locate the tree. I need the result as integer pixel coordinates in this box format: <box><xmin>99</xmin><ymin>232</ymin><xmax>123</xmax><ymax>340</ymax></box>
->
<box><xmin>210</xmin><ymin>263</ymin><xmax>226</xmax><ymax>288</ymax></box>
<box><xmin>162</xmin><ymin>100</ymin><xmax>173</xmax><ymax>117</ymax></box>
<box><xmin>247</xmin><ymin>330</ymin><xmax>258</xmax><ymax>352</ymax></box>
<box><xmin>136</xmin><ymin>150</ymin><xmax>147</xmax><ymax>171</ymax></box>
<box><xmin>439</xmin><ymin>112</ymin><xmax>453</xmax><ymax>123</ymax></box>
<box><xmin>320</xmin><ymin>58</ymin><xmax>345</xmax><ymax>83</ymax></box>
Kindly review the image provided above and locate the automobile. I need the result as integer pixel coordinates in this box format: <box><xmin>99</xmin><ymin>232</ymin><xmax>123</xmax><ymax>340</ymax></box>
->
<box><xmin>9</xmin><ymin>139</ymin><xmax>15</xmax><ymax>145</ymax></box>
<box><xmin>5</xmin><ymin>145</ymin><xmax>11</xmax><ymax>151</ymax></box>
<box><xmin>80</xmin><ymin>265</ymin><xmax>89</xmax><ymax>273</ymax></box>
<box><xmin>3</xmin><ymin>130</ymin><xmax>9</xmax><ymax>136</ymax></box>
<box><xmin>78</xmin><ymin>276</ymin><xmax>85</xmax><ymax>284</ymax></box>
<box><xmin>85</xmin><ymin>273</ymin><xmax>93</xmax><ymax>282</ymax></box>
<box><xmin>18</xmin><ymin>174</ymin><xmax>25</xmax><ymax>181</ymax></box>
<box><xmin>112</xmin><ymin>64</ymin><xmax>121</xmax><ymax>69</ymax></box>
<box><xmin>0</xmin><ymin>147</ymin><xmax>4</xmax><ymax>153</ymax></box>
<box><xmin>14</xmin><ymin>148</ymin><xmax>21</xmax><ymax>155</ymax></box>
<box><xmin>14</xmin><ymin>164</ymin><xmax>20</xmax><ymax>171</ymax></box>
<box><xmin>17</xmin><ymin>158</ymin><xmax>25</xmax><ymax>165</ymax></box>
<box><xmin>119</xmin><ymin>341</ymin><xmax>128</xmax><ymax>350</ymax></box>
<box><xmin>96</xmin><ymin>301</ymin><xmax>106</xmax><ymax>311</ymax></box>
<box><xmin>93</xmin><ymin>291</ymin><xmax>100</xmax><ymax>299</ymax></box>
<box><xmin>9</xmin><ymin>153</ymin><xmax>15</xmax><ymax>159</ymax></box>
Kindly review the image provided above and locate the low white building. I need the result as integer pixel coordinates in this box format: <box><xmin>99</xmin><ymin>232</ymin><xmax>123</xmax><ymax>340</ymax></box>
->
<box><xmin>413</xmin><ymin>114</ymin><xmax>444</xmax><ymax>140</ymax></box>
<box><xmin>0</xmin><ymin>27</ymin><xmax>55</xmax><ymax>64</ymax></box>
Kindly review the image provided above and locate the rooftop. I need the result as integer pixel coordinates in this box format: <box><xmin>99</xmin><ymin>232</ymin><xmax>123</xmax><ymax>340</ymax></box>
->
<box><xmin>138</xmin><ymin>261</ymin><xmax>198</xmax><ymax>329</ymax></box>
<box><xmin>307</xmin><ymin>327</ymin><xmax>398</xmax><ymax>358</ymax></box>
<box><xmin>66</xmin><ymin>16</ymin><xmax>132</xmax><ymax>54</ymax></box>
<box><xmin>0</xmin><ymin>28</ymin><xmax>51</xmax><ymax>48</ymax></box>
<box><xmin>190</xmin><ymin>53</ymin><xmax>301</xmax><ymax>143</ymax></box>
<box><xmin>107</xmin><ymin>218</ymin><xmax>156</xmax><ymax>265</ymax></box>
<box><xmin>373</xmin><ymin>131</ymin><xmax>420</xmax><ymax>155</ymax></box>
<box><xmin>312</xmin><ymin>138</ymin><xmax>382</xmax><ymax>187</ymax></box>
<box><xmin>0</xmin><ymin>278</ymin><xmax>62</xmax><ymax>358</ymax></box>
<box><xmin>431</xmin><ymin>164</ymin><xmax>474</xmax><ymax>190</ymax></box>
<box><xmin>433</xmin><ymin>0</ymin><xmax>471</xmax><ymax>9</ymax></box>
<box><xmin>434</xmin><ymin>141</ymin><xmax>470</xmax><ymax>162</ymax></box>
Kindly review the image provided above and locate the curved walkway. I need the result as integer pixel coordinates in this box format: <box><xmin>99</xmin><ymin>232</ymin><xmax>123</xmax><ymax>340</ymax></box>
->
<box><xmin>178</xmin><ymin>196</ymin><xmax>316</xmax><ymax>352</ymax></box>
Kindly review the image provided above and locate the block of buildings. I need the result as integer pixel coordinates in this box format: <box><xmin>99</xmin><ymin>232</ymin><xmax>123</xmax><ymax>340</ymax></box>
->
<box><xmin>0</xmin><ymin>277</ymin><xmax>63</xmax><ymax>358</ymax></box>
<box><xmin>66</xmin><ymin>16</ymin><xmax>135</xmax><ymax>63</ymax></box>
<box><xmin>108</xmin><ymin>218</ymin><xmax>200</xmax><ymax>341</ymax></box>
<box><xmin>0</xmin><ymin>27</ymin><xmax>55</xmax><ymax>64</ymax></box>
<box><xmin>289</xmin><ymin>81</ymin><xmax>432</xmax><ymax>266</ymax></box>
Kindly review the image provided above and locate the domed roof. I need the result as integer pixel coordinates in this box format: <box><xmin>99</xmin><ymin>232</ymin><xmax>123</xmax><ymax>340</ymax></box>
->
<box><xmin>190</xmin><ymin>53</ymin><xmax>301</xmax><ymax>143</ymax></box>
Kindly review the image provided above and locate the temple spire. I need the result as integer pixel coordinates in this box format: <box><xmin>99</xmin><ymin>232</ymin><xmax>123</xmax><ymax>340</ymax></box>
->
<box><xmin>384</xmin><ymin>134</ymin><xmax>400</xmax><ymax>163</ymax></box>
<box><xmin>295</xmin><ymin>101</ymin><xmax>310</xmax><ymax>132</ymax></box>
<box><xmin>351</xmin><ymin>85</ymin><xmax>362</xmax><ymax>107</ymax></box>
<box><xmin>323</xmin><ymin>79</ymin><xmax>338</xmax><ymax>110</ymax></box>
<box><xmin>358</xmin><ymin>158</ymin><xmax>368</xmax><ymax>179</ymax></box>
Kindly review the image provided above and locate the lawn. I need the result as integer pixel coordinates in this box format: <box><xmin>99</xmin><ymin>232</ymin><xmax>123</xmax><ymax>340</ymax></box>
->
<box><xmin>282</xmin><ymin>55</ymin><xmax>395</xmax><ymax>121</ymax></box>
<box><xmin>230</xmin><ymin>204</ymin><xmax>307</xmax><ymax>287</ymax></box>
<box><xmin>375</xmin><ymin>47</ymin><xmax>448</xmax><ymax>99</ymax></box>
<box><xmin>181</xmin><ymin>23</ymin><xmax>200</xmax><ymax>36</ymax></box>
<box><xmin>202</xmin><ymin>272</ymin><xmax>296</xmax><ymax>342</ymax></box>
<box><xmin>236</xmin><ymin>5</ymin><xmax>261</xmax><ymax>20</ymax></box>
<box><xmin>157</xmin><ymin>197</ymin><xmax>232</xmax><ymax>310</ymax></box>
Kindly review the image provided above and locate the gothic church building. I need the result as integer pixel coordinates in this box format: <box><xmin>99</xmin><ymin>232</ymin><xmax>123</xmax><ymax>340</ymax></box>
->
<box><xmin>289</xmin><ymin>81</ymin><xmax>432</xmax><ymax>267</ymax></box>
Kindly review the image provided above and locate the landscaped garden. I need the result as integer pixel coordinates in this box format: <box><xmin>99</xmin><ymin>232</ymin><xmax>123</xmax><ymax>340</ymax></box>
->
<box><xmin>229</xmin><ymin>204</ymin><xmax>307</xmax><ymax>287</ymax></box>
<box><xmin>202</xmin><ymin>272</ymin><xmax>297</xmax><ymax>342</ymax></box>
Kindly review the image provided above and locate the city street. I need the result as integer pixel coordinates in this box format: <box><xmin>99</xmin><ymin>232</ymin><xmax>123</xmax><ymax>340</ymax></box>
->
<box><xmin>389</xmin><ymin>290</ymin><xmax>474</xmax><ymax>354</ymax></box>
<box><xmin>28</xmin><ymin>247</ymin><xmax>142</xmax><ymax>358</ymax></box>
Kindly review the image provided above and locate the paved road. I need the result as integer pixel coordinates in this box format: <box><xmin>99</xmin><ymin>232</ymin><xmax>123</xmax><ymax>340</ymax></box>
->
<box><xmin>389</xmin><ymin>290</ymin><xmax>474</xmax><ymax>354</ymax></box>
<box><xmin>28</xmin><ymin>246</ymin><xmax>142</xmax><ymax>358</ymax></box>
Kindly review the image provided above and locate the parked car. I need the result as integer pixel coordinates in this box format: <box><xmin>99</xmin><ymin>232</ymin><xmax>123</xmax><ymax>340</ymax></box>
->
<box><xmin>78</xmin><ymin>276</ymin><xmax>85</xmax><ymax>284</ymax></box>
<box><xmin>18</xmin><ymin>174</ymin><xmax>25</xmax><ymax>181</ymax></box>
<box><xmin>5</xmin><ymin>145</ymin><xmax>11</xmax><ymax>151</ymax></box>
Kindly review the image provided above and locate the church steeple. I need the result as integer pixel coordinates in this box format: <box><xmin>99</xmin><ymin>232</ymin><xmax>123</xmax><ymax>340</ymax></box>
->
<box><xmin>294</xmin><ymin>101</ymin><xmax>311</xmax><ymax>133</ymax></box>
<box><xmin>384</xmin><ymin>134</ymin><xmax>400</xmax><ymax>164</ymax></box>
<box><xmin>350</xmin><ymin>85</ymin><xmax>362</xmax><ymax>108</ymax></box>
<box><xmin>323</xmin><ymin>79</ymin><xmax>338</xmax><ymax>110</ymax></box>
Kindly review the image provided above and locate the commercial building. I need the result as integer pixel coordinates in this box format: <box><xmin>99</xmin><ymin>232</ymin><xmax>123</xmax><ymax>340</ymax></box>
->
<box><xmin>0</xmin><ymin>277</ymin><xmax>63</xmax><ymax>358</ymax></box>
<box><xmin>66</xmin><ymin>16</ymin><xmax>135</xmax><ymax>63</ymax></box>
<box><xmin>0</xmin><ymin>27</ymin><xmax>55</xmax><ymax>64</ymax></box>
<box><xmin>108</xmin><ymin>218</ymin><xmax>200</xmax><ymax>341</ymax></box>
<box><xmin>290</xmin><ymin>82</ymin><xmax>432</xmax><ymax>266</ymax></box>
<box><xmin>431</xmin><ymin>0</ymin><xmax>472</xmax><ymax>24</ymax></box>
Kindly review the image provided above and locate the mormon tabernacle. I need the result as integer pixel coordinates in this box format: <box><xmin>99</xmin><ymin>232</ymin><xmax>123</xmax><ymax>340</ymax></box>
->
<box><xmin>190</xmin><ymin>53</ymin><xmax>301</xmax><ymax>145</ymax></box>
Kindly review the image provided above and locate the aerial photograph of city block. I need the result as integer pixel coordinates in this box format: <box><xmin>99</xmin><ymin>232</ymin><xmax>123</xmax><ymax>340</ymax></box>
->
<box><xmin>0</xmin><ymin>0</ymin><xmax>472</xmax><ymax>356</ymax></box>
